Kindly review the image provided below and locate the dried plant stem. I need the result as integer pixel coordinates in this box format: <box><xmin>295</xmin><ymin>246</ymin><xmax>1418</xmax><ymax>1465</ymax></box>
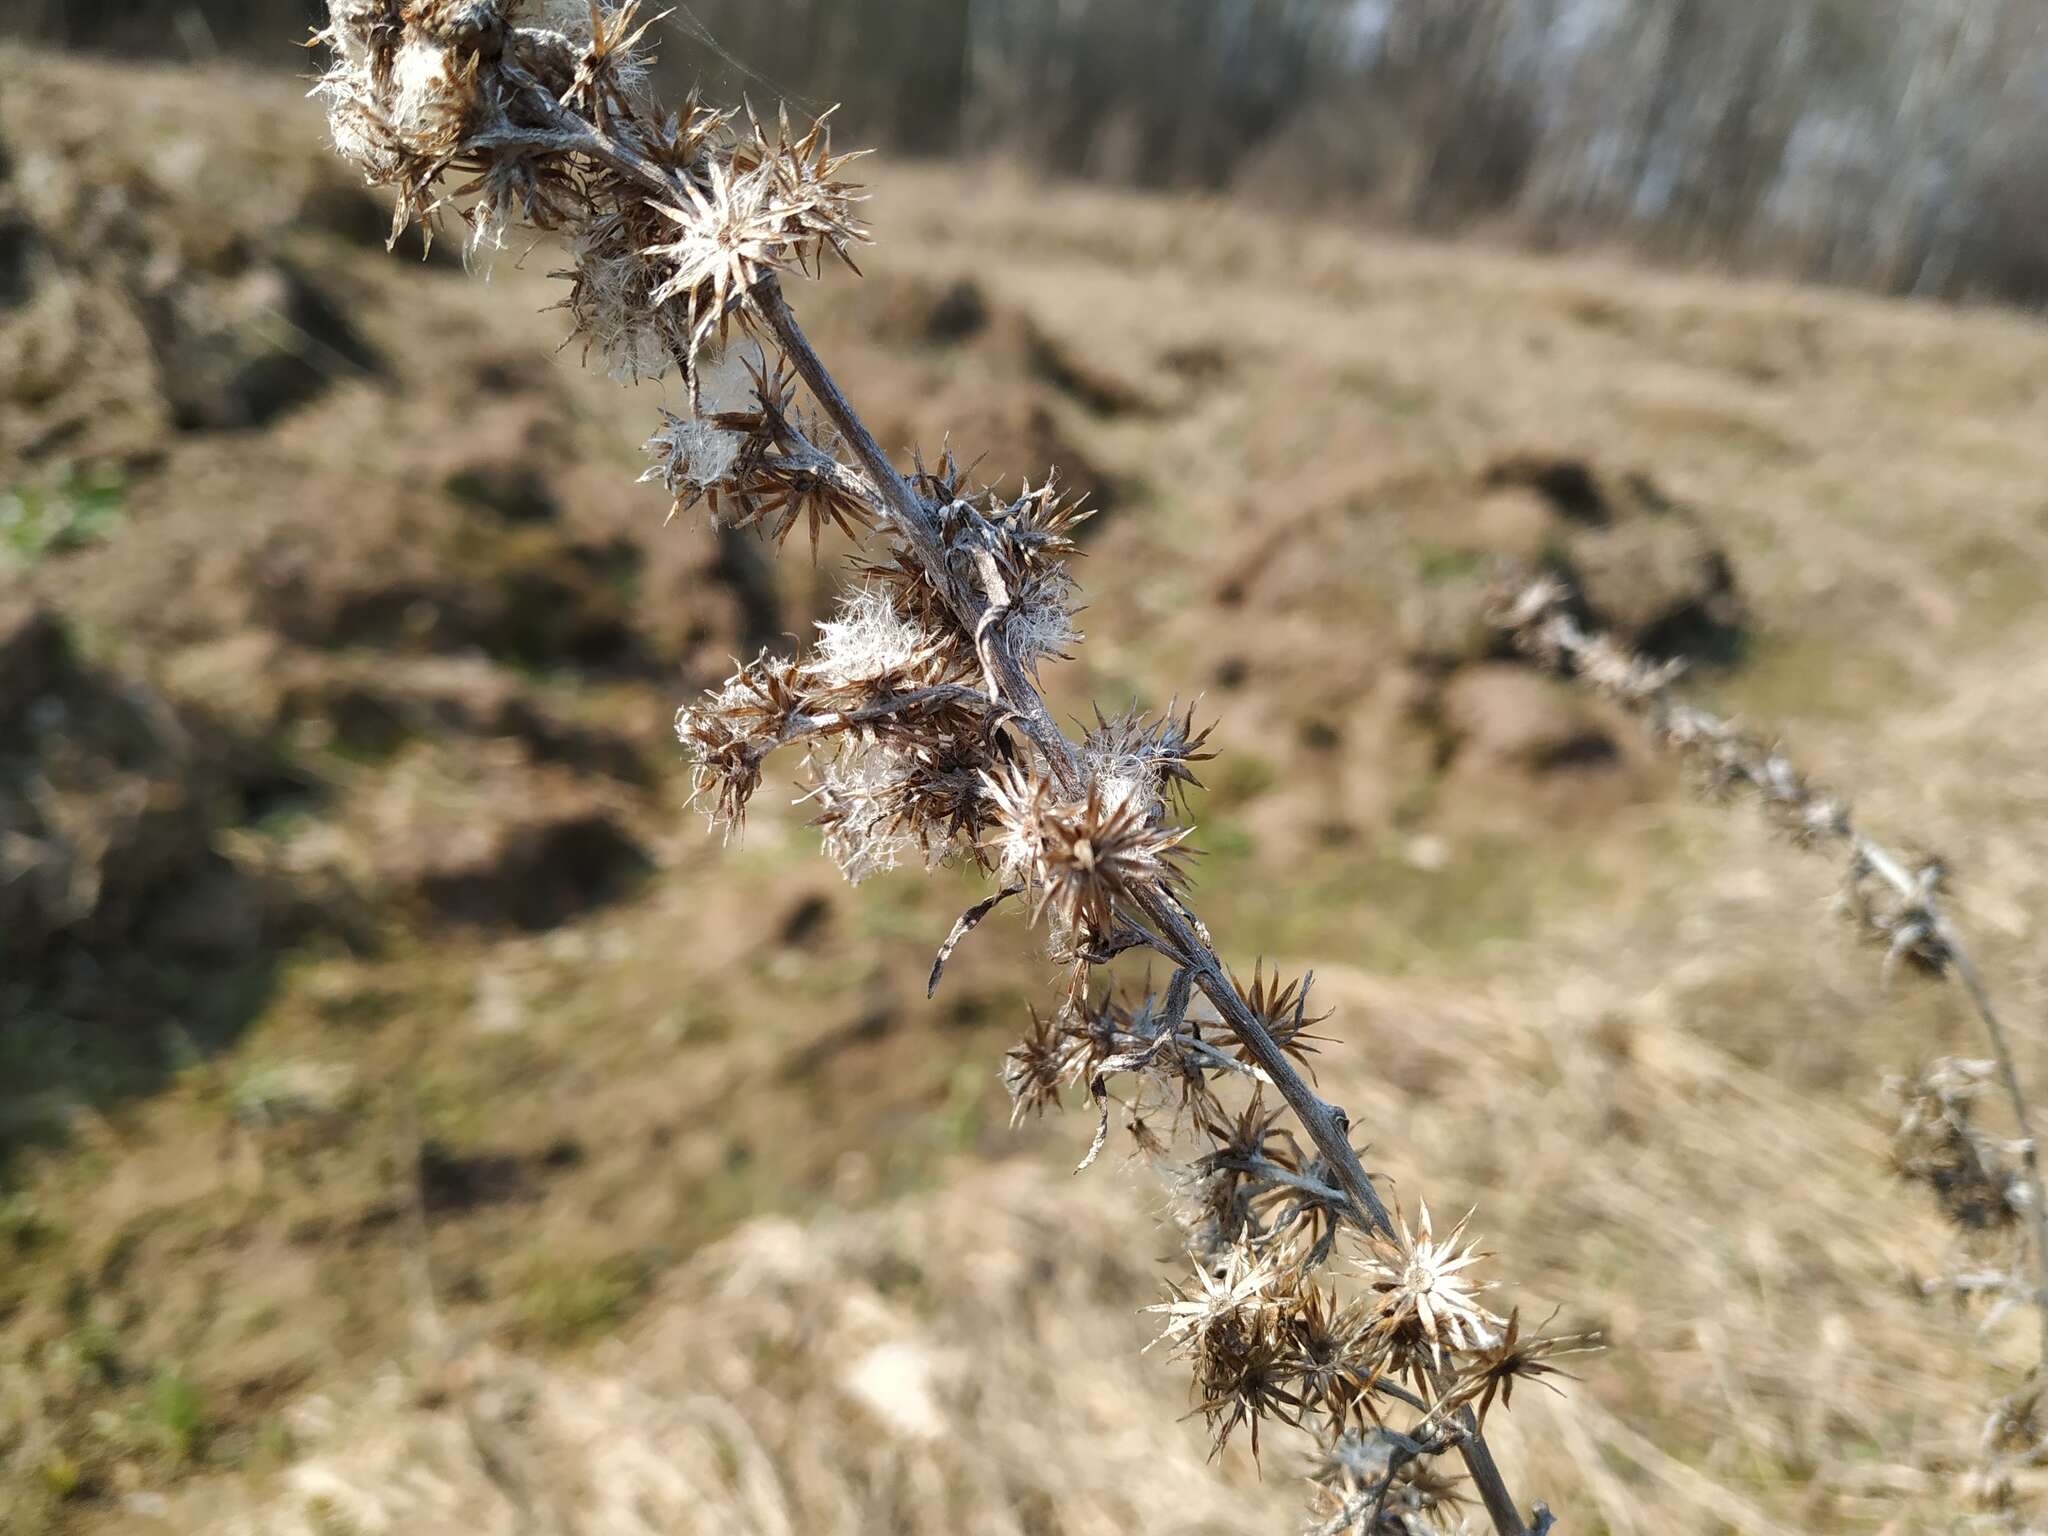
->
<box><xmin>752</xmin><ymin>283</ymin><xmax>1082</xmax><ymax>775</ymax></box>
<box><xmin>759</xmin><ymin>281</ymin><xmax>1539</xmax><ymax>1536</ymax></box>
<box><xmin>752</xmin><ymin>286</ymin><xmax>1395</xmax><ymax>1236</ymax></box>
<box><xmin>1948</xmin><ymin>940</ymin><xmax>2048</xmax><ymax>1367</ymax></box>
<box><xmin>308</xmin><ymin>9</ymin><xmax>1564</xmax><ymax>1524</ymax></box>
<box><xmin>1509</xmin><ymin>583</ymin><xmax>2048</xmax><ymax>1371</ymax></box>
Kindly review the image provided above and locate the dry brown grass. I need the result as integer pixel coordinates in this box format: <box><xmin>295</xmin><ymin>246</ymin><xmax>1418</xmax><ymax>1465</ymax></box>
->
<box><xmin>6</xmin><ymin>38</ymin><xmax>2048</xmax><ymax>1536</ymax></box>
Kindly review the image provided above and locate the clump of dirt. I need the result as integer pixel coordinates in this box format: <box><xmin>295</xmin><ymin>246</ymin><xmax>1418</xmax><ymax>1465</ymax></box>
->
<box><xmin>1394</xmin><ymin>453</ymin><xmax>1746</xmax><ymax>678</ymax></box>
<box><xmin>1486</xmin><ymin>451</ymin><xmax>1746</xmax><ymax>664</ymax></box>
<box><xmin>0</xmin><ymin>58</ymin><xmax>386</xmax><ymax>468</ymax></box>
<box><xmin>0</xmin><ymin>596</ymin><xmax>252</xmax><ymax>969</ymax></box>
<box><xmin>0</xmin><ymin>591</ymin><xmax>294</xmax><ymax>1160</ymax></box>
<box><xmin>863</xmin><ymin>272</ymin><xmax>1156</xmax><ymax>415</ymax></box>
<box><xmin>161</xmin><ymin>636</ymin><xmax>651</xmax><ymax>782</ymax></box>
<box><xmin>860</xmin><ymin>272</ymin><xmax>992</xmax><ymax>345</ymax></box>
<box><xmin>361</xmin><ymin>749</ymin><xmax>652</xmax><ymax>932</ymax></box>
<box><xmin>1432</xmin><ymin>662</ymin><xmax>1623</xmax><ymax>783</ymax></box>
<box><xmin>1194</xmin><ymin>449</ymin><xmax>1749</xmax><ymax>836</ymax></box>
<box><xmin>1394</xmin><ymin>454</ymin><xmax>1747</xmax><ymax>800</ymax></box>
<box><xmin>145</xmin><ymin>254</ymin><xmax>380</xmax><ymax>432</ymax></box>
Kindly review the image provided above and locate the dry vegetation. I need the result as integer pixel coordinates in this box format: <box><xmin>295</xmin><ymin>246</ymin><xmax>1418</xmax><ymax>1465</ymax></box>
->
<box><xmin>4</xmin><ymin>30</ymin><xmax>2048</xmax><ymax>1536</ymax></box>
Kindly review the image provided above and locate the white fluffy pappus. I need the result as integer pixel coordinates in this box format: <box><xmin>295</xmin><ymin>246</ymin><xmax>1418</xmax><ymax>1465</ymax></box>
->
<box><xmin>808</xmin><ymin>585</ymin><xmax>931</xmax><ymax>686</ymax></box>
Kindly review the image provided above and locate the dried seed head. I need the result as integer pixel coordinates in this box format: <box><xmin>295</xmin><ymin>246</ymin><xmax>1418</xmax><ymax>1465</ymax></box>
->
<box><xmin>1380</xmin><ymin>1457</ymin><xmax>1470</xmax><ymax>1531</ymax></box>
<box><xmin>1359</xmin><ymin>1204</ymin><xmax>1504</xmax><ymax>1375</ymax></box>
<box><xmin>983</xmin><ymin>475</ymin><xmax>1092</xmax><ymax>579</ymax></box>
<box><xmin>1148</xmin><ymin>1237</ymin><xmax>1304</xmax><ymax>1456</ymax></box>
<box><xmin>982</xmin><ymin>763</ymin><xmax>1192</xmax><ymax>942</ymax></box>
<box><xmin>1283</xmin><ymin>1286</ymin><xmax>1386</xmax><ymax>1430</ymax></box>
<box><xmin>565</xmin><ymin>213</ymin><xmax>698</xmax><ymax>381</ymax></box>
<box><xmin>673</xmin><ymin>652</ymin><xmax>807</xmax><ymax>834</ymax></box>
<box><xmin>1311</xmin><ymin>1431</ymin><xmax>1469</xmax><ymax>1533</ymax></box>
<box><xmin>644</xmin><ymin>409</ymin><xmax>746</xmax><ymax>509</ymax></box>
<box><xmin>1229</xmin><ymin>960</ymin><xmax>1329</xmax><ymax>1075</ymax></box>
<box><xmin>851</xmin><ymin>539</ymin><xmax>960</xmax><ymax>648</ymax></box>
<box><xmin>1887</xmin><ymin>1058</ymin><xmax>2027</xmax><ymax>1236</ymax></box>
<box><xmin>1446</xmin><ymin>1308</ymin><xmax>1594</xmax><ymax>1426</ymax></box>
<box><xmin>1149</xmin><ymin>1236</ymin><xmax>1292</xmax><ymax>1349</ymax></box>
<box><xmin>807</xmin><ymin>584</ymin><xmax>964</xmax><ymax>689</ymax></box>
<box><xmin>1002</xmin><ymin>1008</ymin><xmax>1072</xmax><ymax>1125</ymax></box>
<box><xmin>1082</xmin><ymin>699</ymin><xmax>1213</xmax><ymax>819</ymax></box>
<box><xmin>1001</xmin><ymin>566</ymin><xmax>1082</xmax><ymax>673</ymax></box>
<box><xmin>643</xmin><ymin>117</ymin><xmax>867</xmax><ymax>373</ymax></box>
<box><xmin>806</xmin><ymin>741</ymin><xmax>923</xmax><ymax>883</ymax></box>
<box><xmin>807</xmin><ymin>735</ymin><xmax>992</xmax><ymax>883</ymax></box>
<box><xmin>556</xmin><ymin>0</ymin><xmax>659</xmax><ymax>118</ymax></box>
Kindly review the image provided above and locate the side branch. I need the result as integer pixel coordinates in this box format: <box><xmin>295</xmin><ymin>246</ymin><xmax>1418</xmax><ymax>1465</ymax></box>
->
<box><xmin>754</xmin><ymin>279</ymin><xmax>1084</xmax><ymax>789</ymax></box>
<box><xmin>1506</xmin><ymin>578</ymin><xmax>2048</xmax><ymax>1370</ymax></box>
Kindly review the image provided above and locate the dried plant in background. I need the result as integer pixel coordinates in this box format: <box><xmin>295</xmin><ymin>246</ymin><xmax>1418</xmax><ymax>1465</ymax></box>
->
<box><xmin>307</xmin><ymin>3</ymin><xmax>1577</xmax><ymax>1530</ymax></box>
<box><xmin>1499</xmin><ymin>574</ymin><xmax>2048</xmax><ymax>1527</ymax></box>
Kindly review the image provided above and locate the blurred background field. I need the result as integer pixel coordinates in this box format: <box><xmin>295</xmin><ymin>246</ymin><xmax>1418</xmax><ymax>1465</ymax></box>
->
<box><xmin>4</xmin><ymin>6</ymin><xmax>2048</xmax><ymax>1534</ymax></box>
<box><xmin>8</xmin><ymin>0</ymin><xmax>2048</xmax><ymax>304</ymax></box>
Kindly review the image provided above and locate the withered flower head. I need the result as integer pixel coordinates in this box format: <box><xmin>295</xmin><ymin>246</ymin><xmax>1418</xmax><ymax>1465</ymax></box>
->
<box><xmin>1382</xmin><ymin>1457</ymin><xmax>1470</xmax><ymax>1531</ymax></box>
<box><xmin>807</xmin><ymin>732</ymin><xmax>994</xmax><ymax>884</ymax></box>
<box><xmin>643</xmin><ymin>114</ymin><xmax>867</xmax><ymax>371</ymax></box>
<box><xmin>807</xmin><ymin>584</ymin><xmax>966</xmax><ymax>690</ymax></box>
<box><xmin>1083</xmin><ymin>698</ymin><xmax>1214</xmax><ymax>820</ymax></box>
<box><xmin>1359</xmin><ymin>1203</ymin><xmax>1504</xmax><ymax>1373</ymax></box>
<box><xmin>982</xmin><ymin>763</ymin><xmax>1192</xmax><ymax>941</ymax></box>
<box><xmin>1886</xmin><ymin>1057</ymin><xmax>2026</xmax><ymax>1236</ymax></box>
<box><xmin>984</xmin><ymin>476</ymin><xmax>1092</xmax><ymax>580</ymax></box>
<box><xmin>558</xmin><ymin>0</ymin><xmax>658</xmax><ymax>121</ymax></box>
<box><xmin>1202</xmin><ymin>1091</ymin><xmax>1295</xmax><ymax>1172</ymax></box>
<box><xmin>673</xmin><ymin>652</ymin><xmax>808</xmax><ymax>834</ymax></box>
<box><xmin>1001</xmin><ymin>566</ymin><xmax>1082</xmax><ymax>675</ymax></box>
<box><xmin>1002</xmin><ymin>1007</ymin><xmax>1075</xmax><ymax>1125</ymax></box>
<box><xmin>1147</xmin><ymin>1237</ymin><xmax>1304</xmax><ymax>1456</ymax></box>
<box><xmin>1446</xmin><ymin>1307</ymin><xmax>1594</xmax><ymax>1426</ymax></box>
<box><xmin>646</xmin><ymin>348</ymin><xmax>876</xmax><ymax>550</ymax></box>
<box><xmin>1284</xmin><ymin>1286</ymin><xmax>1386</xmax><ymax>1430</ymax></box>
<box><xmin>1228</xmin><ymin>959</ymin><xmax>1329</xmax><ymax>1075</ymax></box>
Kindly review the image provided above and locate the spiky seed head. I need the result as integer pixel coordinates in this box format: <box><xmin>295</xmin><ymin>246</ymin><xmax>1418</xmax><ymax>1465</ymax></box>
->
<box><xmin>1449</xmin><ymin>1307</ymin><xmax>1595</xmax><ymax>1426</ymax></box>
<box><xmin>981</xmin><ymin>763</ymin><xmax>1192</xmax><ymax>941</ymax></box>
<box><xmin>1228</xmin><ymin>959</ymin><xmax>1329</xmax><ymax>1074</ymax></box>
<box><xmin>1358</xmin><ymin>1203</ymin><xmax>1504</xmax><ymax>1375</ymax></box>
<box><xmin>1083</xmin><ymin>699</ymin><xmax>1213</xmax><ymax>820</ymax></box>
<box><xmin>673</xmin><ymin>653</ymin><xmax>807</xmax><ymax>834</ymax></box>
<box><xmin>642</xmin><ymin>121</ymin><xmax>867</xmax><ymax>374</ymax></box>
<box><xmin>1283</xmin><ymin>1287</ymin><xmax>1386</xmax><ymax>1430</ymax></box>
<box><xmin>1147</xmin><ymin>1238</ymin><xmax>1304</xmax><ymax>1456</ymax></box>
<box><xmin>1002</xmin><ymin>1008</ymin><xmax>1072</xmax><ymax>1125</ymax></box>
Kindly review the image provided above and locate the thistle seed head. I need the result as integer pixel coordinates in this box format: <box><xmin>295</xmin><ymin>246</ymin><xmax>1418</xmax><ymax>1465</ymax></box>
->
<box><xmin>1082</xmin><ymin>699</ymin><xmax>1213</xmax><ymax>820</ymax></box>
<box><xmin>673</xmin><ymin>652</ymin><xmax>806</xmax><ymax>834</ymax></box>
<box><xmin>981</xmin><ymin>763</ymin><xmax>1191</xmax><ymax>943</ymax></box>
<box><xmin>1147</xmin><ymin>1237</ymin><xmax>1305</xmax><ymax>1456</ymax></box>
<box><xmin>1445</xmin><ymin>1308</ymin><xmax>1595</xmax><ymax>1427</ymax></box>
<box><xmin>1358</xmin><ymin>1204</ymin><xmax>1504</xmax><ymax>1375</ymax></box>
